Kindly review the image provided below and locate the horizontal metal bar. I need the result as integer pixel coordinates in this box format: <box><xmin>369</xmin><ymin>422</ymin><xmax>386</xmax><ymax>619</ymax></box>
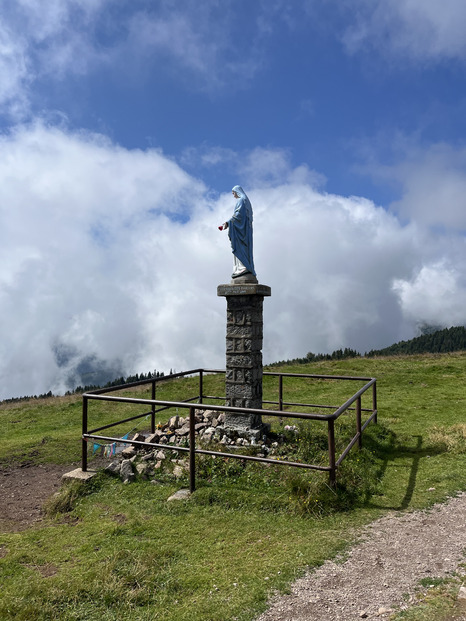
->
<box><xmin>284</xmin><ymin>404</ymin><xmax>373</xmax><ymax>412</ymax></box>
<box><xmin>84</xmin><ymin>434</ymin><xmax>190</xmax><ymax>453</ymax></box>
<box><xmin>88</xmin><ymin>411</ymin><xmax>153</xmax><ymax>435</ymax></box>
<box><xmin>86</xmin><ymin>396</ymin><xmax>203</xmax><ymax>431</ymax></box>
<box><xmin>182</xmin><ymin>396</ymin><xmax>202</xmax><ymax>403</ymax></box>
<box><xmin>85</xmin><ymin>369</ymin><xmax>376</xmax><ymax>397</ymax></box>
<box><xmin>195</xmin><ymin>369</ymin><xmax>375</xmax><ymax>382</ymax></box>
<box><xmin>152</xmin><ymin>404</ymin><xmax>171</xmax><ymax>414</ymax></box>
<box><xmin>86</xmin><ymin>380</ymin><xmax>155</xmax><ymax>395</ymax></box>
<box><xmin>329</xmin><ymin>378</ymin><xmax>377</xmax><ymax>420</ymax></box>
<box><xmin>200</xmin><ymin>368</ymin><xmax>374</xmax><ymax>381</ymax></box>
<box><xmin>336</xmin><ymin>433</ymin><xmax>361</xmax><ymax>467</ymax></box>
<box><xmin>82</xmin><ymin>394</ymin><xmax>335</xmax><ymax>420</ymax></box>
<box><xmin>361</xmin><ymin>410</ymin><xmax>378</xmax><ymax>432</ymax></box>
<box><xmin>335</xmin><ymin>410</ymin><xmax>378</xmax><ymax>467</ymax></box>
<box><xmin>192</xmin><ymin>448</ymin><xmax>331</xmax><ymax>471</ymax></box>
<box><xmin>85</xmin><ymin>368</ymin><xmax>206</xmax><ymax>395</ymax></box>
<box><xmin>261</xmin><ymin>402</ymin><xmax>374</xmax><ymax>415</ymax></box>
<box><xmin>263</xmin><ymin>371</ymin><xmax>375</xmax><ymax>381</ymax></box>
<box><xmin>280</xmin><ymin>401</ymin><xmax>341</xmax><ymax>410</ymax></box>
<box><xmin>84</xmin><ymin>434</ymin><xmax>331</xmax><ymax>472</ymax></box>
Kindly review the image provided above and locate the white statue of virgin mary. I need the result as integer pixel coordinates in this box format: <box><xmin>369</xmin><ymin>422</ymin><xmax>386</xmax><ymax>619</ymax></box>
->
<box><xmin>219</xmin><ymin>186</ymin><xmax>256</xmax><ymax>279</ymax></box>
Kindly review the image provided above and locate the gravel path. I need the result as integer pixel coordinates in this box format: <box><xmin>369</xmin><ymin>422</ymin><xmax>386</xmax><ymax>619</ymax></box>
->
<box><xmin>257</xmin><ymin>493</ymin><xmax>466</xmax><ymax>621</ymax></box>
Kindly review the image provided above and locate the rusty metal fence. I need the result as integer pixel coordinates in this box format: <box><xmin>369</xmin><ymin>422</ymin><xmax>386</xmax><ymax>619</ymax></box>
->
<box><xmin>82</xmin><ymin>369</ymin><xmax>378</xmax><ymax>488</ymax></box>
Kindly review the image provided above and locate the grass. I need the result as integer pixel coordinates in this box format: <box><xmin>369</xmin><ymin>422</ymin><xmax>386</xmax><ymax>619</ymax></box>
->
<box><xmin>0</xmin><ymin>477</ymin><xmax>354</xmax><ymax>621</ymax></box>
<box><xmin>1</xmin><ymin>353</ymin><xmax>466</xmax><ymax>620</ymax></box>
<box><xmin>0</xmin><ymin>374</ymin><xmax>222</xmax><ymax>466</ymax></box>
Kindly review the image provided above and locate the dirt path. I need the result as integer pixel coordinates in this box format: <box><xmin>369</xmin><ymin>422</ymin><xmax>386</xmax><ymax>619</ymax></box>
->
<box><xmin>257</xmin><ymin>493</ymin><xmax>466</xmax><ymax>621</ymax></box>
<box><xmin>0</xmin><ymin>463</ymin><xmax>72</xmax><ymax>531</ymax></box>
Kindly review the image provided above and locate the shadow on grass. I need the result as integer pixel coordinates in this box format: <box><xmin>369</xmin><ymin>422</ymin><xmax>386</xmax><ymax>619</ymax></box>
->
<box><xmin>363</xmin><ymin>430</ymin><xmax>449</xmax><ymax>511</ymax></box>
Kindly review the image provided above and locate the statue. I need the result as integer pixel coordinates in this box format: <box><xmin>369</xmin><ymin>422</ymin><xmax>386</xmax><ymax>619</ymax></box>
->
<box><xmin>218</xmin><ymin>185</ymin><xmax>256</xmax><ymax>279</ymax></box>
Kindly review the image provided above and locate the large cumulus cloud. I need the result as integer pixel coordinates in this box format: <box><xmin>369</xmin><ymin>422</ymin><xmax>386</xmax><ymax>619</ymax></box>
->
<box><xmin>1</xmin><ymin>123</ymin><xmax>465</xmax><ymax>399</ymax></box>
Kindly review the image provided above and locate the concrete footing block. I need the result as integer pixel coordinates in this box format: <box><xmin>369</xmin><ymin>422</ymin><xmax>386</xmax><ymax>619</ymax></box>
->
<box><xmin>61</xmin><ymin>468</ymin><xmax>98</xmax><ymax>484</ymax></box>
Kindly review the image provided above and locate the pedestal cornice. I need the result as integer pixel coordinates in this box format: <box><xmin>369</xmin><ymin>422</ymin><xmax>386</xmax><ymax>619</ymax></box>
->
<box><xmin>217</xmin><ymin>283</ymin><xmax>271</xmax><ymax>297</ymax></box>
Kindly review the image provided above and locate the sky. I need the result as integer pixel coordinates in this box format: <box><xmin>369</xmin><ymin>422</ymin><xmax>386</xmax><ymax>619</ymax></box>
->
<box><xmin>1</xmin><ymin>0</ymin><xmax>466</xmax><ymax>399</ymax></box>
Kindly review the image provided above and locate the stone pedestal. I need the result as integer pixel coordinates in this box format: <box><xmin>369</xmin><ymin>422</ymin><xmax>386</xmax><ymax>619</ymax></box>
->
<box><xmin>217</xmin><ymin>282</ymin><xmax>271</xmax><ymax>431</ymax></box>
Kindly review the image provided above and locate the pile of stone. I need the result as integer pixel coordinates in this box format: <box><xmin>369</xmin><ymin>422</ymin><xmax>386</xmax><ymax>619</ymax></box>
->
<box><xmin>105</xmin><ymin>444</ymin><xmax>186</xmax><ymax>484</ymax></box>
<box><xmin>104</xmin><ymin>409</ymin><xmax>274</xmax><ymax>484</ymax></box>
<box><xmin>143</xmin><ymin>409</ymin><xmax>268</xmax><ymax>447</ymax></box>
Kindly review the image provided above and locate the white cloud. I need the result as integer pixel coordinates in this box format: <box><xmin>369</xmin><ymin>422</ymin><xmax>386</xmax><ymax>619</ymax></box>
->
<box><xmin>181</xmin><ymin>145</ymin><xmax>327</xmax><ymax>189</ymax></box>
<box><xmin>364</xmin><ymin>142</ymin><xmax>466</xmax><ymax>230</ymax></box>
<box><xmin>0</xmin><ymin>0</ymin><xmax>272</xmax><ymax>116</ymax></box>
<box><xmin>0</xmin><ymin>0</ymin><xmax>110</xmax><ymax>115</ymax></box>
<box><xmin>342</xmin><ymin>0</ymin><xmax>466</xmax><ymax>62</ymax></box>
<box><xmin>126</xmin><ymin>11</ymin><xmax>224</xmax><ymax>81</ymax></box>
<box><xmin>122</xmin><ymin>2</ymin><xmax>267</xmax><ymax>92</ymax></box>
<box><xmin>0</xmin><ymin>122</ymin><xmax>210</xmax><ymax>398</ymax></box>
<box><xmin>1</xmin><ymin>123</ymin><xmax>465</xmax><ymax>399</ymax></box>
<box><xmin>0</xmin><ymin>20</ymin><xmax>30</xmax><ymax>116</ymax></box>
<box><xmin>3</xmin><ymin>0</ymin><xmax>465</xmax><ymax>122</ymax></box>
<box><xmin>180</xmin><ymin>145</ymin><xmax>239</xmax><ymax>171</ymax></box>
<box><xmin>252</xmin><ymin>185</ymin><xmax>422</xmax><ymax>358</ymax></box>
<box><xmin>393</xmin><ymin>262</ymin><xmax>466</xmax><ymax>326</ymax></box>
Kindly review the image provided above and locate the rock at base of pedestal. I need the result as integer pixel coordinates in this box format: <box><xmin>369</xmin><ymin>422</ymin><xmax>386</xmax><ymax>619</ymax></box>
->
<box><xmin>223</xmin><ymin>415</ymin><xmax>271</xmax><ymax>445</ymax></box>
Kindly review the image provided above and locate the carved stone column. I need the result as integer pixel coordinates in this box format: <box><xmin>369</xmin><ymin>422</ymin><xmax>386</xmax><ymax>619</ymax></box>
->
<box><xmin>217</xmin><ymin>282</ymin><xmax>271</xmax><ymax>431</ymax></box>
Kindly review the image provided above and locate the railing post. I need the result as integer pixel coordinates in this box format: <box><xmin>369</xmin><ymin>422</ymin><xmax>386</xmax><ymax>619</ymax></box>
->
<box><xmin>151</xmin><ymin>380</ymin><xmax>156</xmax><ymax>434</ymax></box>
<box><xmin>328</xmin><ymin>418</ymin><xmax>336</xmax><ymax>486</ymax></box>
<box><xmin>372</xmin><ymin>380</ymin><xmax>378</xmax><ymax>424</ymax></box>
<box><xmin>82</xmin><ymin>396</ymin><xmax>88</xmax><ymax>472</ymax></box>
<box><xmin>189</xmin><ymin>406</ymin><xmax>196</xmax><ymax>493</ymax></box>
<box><xmin>279</xmin><ymin>374</ymin><xmax>283</xmax><ymax>424</ymax></box>
<box><xmin>357</xmin><ymin>396</ymin><xmax>362</xmax><ymax>449</ymax></box>
<box><xmin>199</xmin><ymin>370</ymin><xmax>204</xmax><ymax>404</ymax></box>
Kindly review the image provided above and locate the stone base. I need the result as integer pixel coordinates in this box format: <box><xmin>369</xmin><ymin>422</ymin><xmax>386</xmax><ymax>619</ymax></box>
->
<box><xmin>224</xmin><ymin>411</ymin><xmax>262</xmax><ymax>431</ymax></box>
<box><xmin>62</xmin><ymin>468</ymin><xmax>98</xmax><ymax>484</ymax></box>
<box><xmin>221</xmin><ymin>421</ymin><xmax>271</xmax><ymax>444</ymax></box>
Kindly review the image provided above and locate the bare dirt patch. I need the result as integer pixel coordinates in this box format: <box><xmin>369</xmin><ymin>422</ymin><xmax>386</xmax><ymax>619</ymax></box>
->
<box><xmin>26</xmin><ymin>562</ymin><xmax>59</xmax><ymax>578</ymax></box>
<box><xmin>257</xmin><ymin>493</ymin><xmax>466</xmax><ymax>621</ymax></box>
<box><xmin>0</xmin><ymin>463</ymin><xmax>73</xmax><ymax>532</ymax></box>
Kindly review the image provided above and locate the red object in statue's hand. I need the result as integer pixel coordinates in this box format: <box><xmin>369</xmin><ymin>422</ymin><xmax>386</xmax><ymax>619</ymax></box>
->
<box><xmin>218</xmin><ymin>225</ymin><xmax>223</xmax><ymax>230</ymax></box>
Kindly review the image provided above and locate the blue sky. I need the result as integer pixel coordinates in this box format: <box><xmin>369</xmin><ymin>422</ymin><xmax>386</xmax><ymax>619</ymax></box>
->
<box><xmin>1</xmin><ymin>1</ymin><xmax>466</xmax><ymax>398</ymax></box>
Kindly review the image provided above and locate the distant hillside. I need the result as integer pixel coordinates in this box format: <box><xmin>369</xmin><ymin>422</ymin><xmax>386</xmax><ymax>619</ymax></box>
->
<box><xmin>365</xmin><ymin>325</ymin><xmax>466</xmax><ymax>357</ymax></box>
<box><xmin>268</xmin><ymin>348</ymin><xmax>361</xmax><ymax>368</ymax></box>
<box><xmin>268</xmin><ymin>326</ymin><xmax>466</xmax><ymax>368</ymax></box>
<box><xmin>5</xmin><ymin>327</ymin><xmax>466</xmax><ymax>404</ymax></box>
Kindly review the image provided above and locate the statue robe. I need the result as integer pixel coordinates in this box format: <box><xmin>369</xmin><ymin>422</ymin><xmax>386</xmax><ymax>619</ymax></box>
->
<box><xmin>228</xmin><ymin>186</ymin><xmax>256</xmax><ymax>276</ymax></box>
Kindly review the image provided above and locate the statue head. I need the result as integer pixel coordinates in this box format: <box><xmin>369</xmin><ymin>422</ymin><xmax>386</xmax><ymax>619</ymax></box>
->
<box><xmin>231</xmin><ymin>185</ymin><xmax>246</xmax><ymax>199</ymax></box>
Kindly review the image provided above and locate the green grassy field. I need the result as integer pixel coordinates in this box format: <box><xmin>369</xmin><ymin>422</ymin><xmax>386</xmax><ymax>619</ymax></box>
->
<box><xmin>0</xmin><ymin>353</ymin><xmax>465</xmax><ymax>620</ymax></box>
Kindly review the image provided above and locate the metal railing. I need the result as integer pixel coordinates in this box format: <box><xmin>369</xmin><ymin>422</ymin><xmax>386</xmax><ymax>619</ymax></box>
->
<box><xmin>82</xmin><ymin>368</ymin><xmax>378</xmax><ymax>488</ymax></box>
